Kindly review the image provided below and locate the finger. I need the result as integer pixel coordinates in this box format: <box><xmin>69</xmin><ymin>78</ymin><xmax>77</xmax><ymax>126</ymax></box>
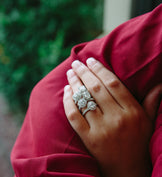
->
<box><xmin>66</xmin><ymin>69</ymin><xmax>82</xmax><ymax>92</ymax></box>
<box><xmin>71</xmin><ymin>60</ymin><xmax>120</xmax><ymax>113</ymax></box>
<box><xmin>63</xmin><ymin>85</ymin><xmax>89</xmax><ymax>136</ymax></box>
<box><xmin>86</xmin><ymin>57</ymin><xmax>137</xmax><ymax>109</ymax></box>
<box><xmin>66</xmin><ymin>69</ymin><xmax>102</xmax><ymax>124</ymax></box>
<box><xmin>143</xmin><ymin>84</ymin><xmax>162</xmax><ymax>121</ymax></box>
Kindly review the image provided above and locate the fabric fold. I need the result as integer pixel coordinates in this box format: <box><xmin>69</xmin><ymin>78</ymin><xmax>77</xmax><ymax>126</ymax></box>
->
<box><xmin>11</xmin><ymin>4</ymin><xmax>162</xmax><ymax>177</ymax></box>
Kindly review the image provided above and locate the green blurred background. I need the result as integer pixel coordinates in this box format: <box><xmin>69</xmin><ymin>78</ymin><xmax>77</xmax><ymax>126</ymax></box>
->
<box><xmin>0</xmin><ymin>0</ymin><xmax>103</xmax><ymax>116</ymax></box>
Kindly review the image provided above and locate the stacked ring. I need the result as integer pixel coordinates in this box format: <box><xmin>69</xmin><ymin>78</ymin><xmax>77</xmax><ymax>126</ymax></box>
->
<box><xmin>72</xmin><ymin>86</ymin><xmax>97</xmax><ymax>116</ymax></box>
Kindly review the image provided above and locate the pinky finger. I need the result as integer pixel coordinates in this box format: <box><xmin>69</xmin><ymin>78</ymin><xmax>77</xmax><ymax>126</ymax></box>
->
<box><xmin>63</xmin><ymin>85</ymin><xmax>90</xmax><ymax>136</ymax></box>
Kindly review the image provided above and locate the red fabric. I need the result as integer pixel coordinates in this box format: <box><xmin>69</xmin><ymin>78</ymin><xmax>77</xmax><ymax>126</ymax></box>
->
<box><xmin>11</xmin><ymin>5</ymin><xmax>162</xmax><ymax>177</ymax></box>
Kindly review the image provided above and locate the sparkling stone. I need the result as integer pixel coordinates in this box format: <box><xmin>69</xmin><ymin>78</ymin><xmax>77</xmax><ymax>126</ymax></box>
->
<box><xmin>72</xmin><ymin>91</ymin><xmax>82</xmax><ymax>103</ymax></box>
<box><xmin>79</xmin><ymin>86</ymin><xmax>87</xmax><ymax>92</ymax></box>
<box><xmin>78</xmin><ymin>98</ymin><xmax>87</xmax><ymax>109</ymax></box>
<box><xmin>83</xmin><ymin>91</ymin><xmax>91</xmax><ymax>100</ymax></box>
<box><xmin>87</xmin><ymin>101</ymin><xmax>97</xmax><ymax>110</ymax></box>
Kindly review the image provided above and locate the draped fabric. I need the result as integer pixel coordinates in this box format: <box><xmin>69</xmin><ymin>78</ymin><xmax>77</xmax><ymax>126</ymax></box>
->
<box><xmin>11</xmin><ymin>4</ymin><xmax>162</xmax><ymax>177</ymax></box>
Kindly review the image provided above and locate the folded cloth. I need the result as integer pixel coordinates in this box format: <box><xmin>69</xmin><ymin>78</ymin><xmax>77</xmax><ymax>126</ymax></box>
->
<box><xmin>11</xmin><ymin>4</ymin><xmax>162</xmax><ymax>177</ymax></box>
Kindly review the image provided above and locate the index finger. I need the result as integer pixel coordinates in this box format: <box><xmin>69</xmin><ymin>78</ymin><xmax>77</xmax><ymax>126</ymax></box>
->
<box><xmin>86</xmin><ymin>57</ymin><xmax>138</xmax><ymax>109</ymax></box>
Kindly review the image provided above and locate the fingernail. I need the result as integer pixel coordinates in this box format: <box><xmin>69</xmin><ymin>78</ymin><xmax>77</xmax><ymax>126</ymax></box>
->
<box><xmin>66</xmin><ymin>69</ymin><xmax>75</xmax><ymax>78</ymax></box>
<box><xmin>64</xmin><ymin>85</ymin><xmax>71</xmax><ymax>91</ymax></box>
<box><xmin>86</xmin><ymin>57</ymin><xmax>97</xmax><ymax>67</ymax></box>
<box><xmin>72</xmin><ymin>60</ymin><xmax>81</xmax><ymax>68</ymax></box>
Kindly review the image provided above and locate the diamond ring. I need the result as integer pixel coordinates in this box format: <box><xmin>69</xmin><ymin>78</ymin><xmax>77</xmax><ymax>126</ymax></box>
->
<box><xmin>73</xmin><ymin>86</ymin><xmax>94</xmax><ymax>106</ymax></box>
<box><xmin>82</xmin><ymin>101</ymin><xmax>97</xmax><ymax>116</ymax></box>
<box><xmin>72</xmin><ymin>86</ymin><xmax>97</xmax><ymax>115</ymax></box>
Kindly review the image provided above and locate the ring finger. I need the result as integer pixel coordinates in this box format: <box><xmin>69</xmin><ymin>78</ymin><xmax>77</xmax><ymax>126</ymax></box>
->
<box><xmin>66</xmin><ymin>69</ymin><xmax>102</xmax><ymax>124</ymax></box>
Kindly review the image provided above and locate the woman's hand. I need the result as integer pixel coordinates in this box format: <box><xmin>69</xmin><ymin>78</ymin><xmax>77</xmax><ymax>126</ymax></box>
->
<box><xmin>63</xmin><ymin>58</ymin><xmax>158</xmax><ymax>177</ymax></box>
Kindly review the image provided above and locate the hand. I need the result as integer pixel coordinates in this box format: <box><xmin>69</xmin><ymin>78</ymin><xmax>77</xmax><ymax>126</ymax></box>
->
<box><xmin>63</xmin><ymin>58</ymin><xmax>159</xmax><ymax>177</ymax></box>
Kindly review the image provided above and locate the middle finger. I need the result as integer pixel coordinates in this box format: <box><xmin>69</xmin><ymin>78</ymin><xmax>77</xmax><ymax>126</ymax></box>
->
<box><xmin>71</xmin><ymin>60</ymin><xmax>119</xmax><ymax>113</ymax></box>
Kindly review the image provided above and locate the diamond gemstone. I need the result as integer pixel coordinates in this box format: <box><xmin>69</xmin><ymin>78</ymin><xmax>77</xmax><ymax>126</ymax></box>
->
<box><xmin>87</xmin><ymin>101</ymin><xmax>97</xmax><ymax>110</ymax></box>
<box><xmin>83</xmin><ymin>91</ymin><xmax>91</xmax><ymax>100</ymax></box>
<box><xmin>79</xmin><ymin>86</ymin><xmax>87</xmax><ymax>92</ymax></box>
<box><xmin>78</xmin><ymin>98</ymin><xmax>87</xmax><ymax>109</ymax></box>
<box><xmin>72</xmin><ymin>92</ymin><xmax>82</xmax><ymax>103</ymax></box>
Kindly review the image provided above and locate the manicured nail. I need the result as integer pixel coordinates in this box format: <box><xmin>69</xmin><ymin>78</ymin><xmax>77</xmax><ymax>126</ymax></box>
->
<box><xmin>72</xmin><ymin>60</ymin><xmax>81</xmax><ymax>68</ymax></box>
<box><xmin>86</xmin><ymin>57</ymin><xmax>97</xmax><ymax>67</ymax></box>
<box><xmin>66</xmin><ymin>69</ymin><xmax>75</xmax><ymax>78</ymax></box>
<box><xmin>64</xmin><ymin>85</ymin><xmax>71</xmax><ymax>92</ymax></box>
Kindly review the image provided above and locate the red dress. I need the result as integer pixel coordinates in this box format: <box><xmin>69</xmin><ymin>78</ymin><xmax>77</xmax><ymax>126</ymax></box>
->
<box><xmin>11</xmin><ymin>4</ymin><xmax>162</xmax><ymax>177</ymax></box>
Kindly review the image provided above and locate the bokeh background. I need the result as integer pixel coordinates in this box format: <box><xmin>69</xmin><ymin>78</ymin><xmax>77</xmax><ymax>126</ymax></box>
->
<box><xmin>0</xmin><ymin>0</ymin><xmax>161</xmax><ymax>176</ymax></box>
<box><xmin>0</xmin><ymin>0</ymin><xmax>103</xmax><ymax>113</ymax></box>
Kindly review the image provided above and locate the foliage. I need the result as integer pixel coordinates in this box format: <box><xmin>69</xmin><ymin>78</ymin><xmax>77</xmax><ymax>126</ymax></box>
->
<box><xmin>0</xmin><ymin>0</ymin><xmax>103</xmax><ymax>112</ymax></box>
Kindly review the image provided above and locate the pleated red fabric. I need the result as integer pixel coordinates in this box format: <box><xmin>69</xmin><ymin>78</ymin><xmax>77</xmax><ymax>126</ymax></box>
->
<box><xmin>11</xmin><ymin>4</ymin><xmax>162</xmax><ymax>177</ymax></box>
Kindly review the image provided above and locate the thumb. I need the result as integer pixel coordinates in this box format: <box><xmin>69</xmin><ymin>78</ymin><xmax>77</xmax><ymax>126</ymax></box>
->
<box><xmin>143</xmin><ymin>84</ymin><xmax>162</xmax><ymax>121</ymax></box>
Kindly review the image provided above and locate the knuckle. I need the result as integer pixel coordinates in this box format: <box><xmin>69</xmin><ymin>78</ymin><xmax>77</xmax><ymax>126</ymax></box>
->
<box><xmin>116</xmin><ymin>115</ymin><xmax>127</xmax><ymax>131</ymax></box>
<box><xmin>89</xmin><ymin>82</ymin><xmax>101</xmax><ymax>93</ymax></box>
<box><xmin>78</xmin><ymin>65</ymin><xmax>87</xmax><ymax>75</ymax></box>
<box><xmin>130</xmin><ymin>107</ymin><xmax>141</xmax><ymax>123</ymax></box>
<box><xmin>70</xmin><ymin>76</ymin><xmax>78</xmax><ymax>84</ymax></box>
<box><xmin>68</xmin><ymin>109</ymin><xmax>78</xmax><ymax>121</ymax></box>
<box><xmin>105</xmin><ymin>78</ymin><xmax>120</xmax><ymax>88</ymax></box>
<box><xmin>115</xmin><ymin>108</ymin><xmax>141</xmax><ymax>131</ymax></box>
<box><xmin>92</xmin><ymin>62</ymin><xmax>102</xmax><ymax>71</ymax></box>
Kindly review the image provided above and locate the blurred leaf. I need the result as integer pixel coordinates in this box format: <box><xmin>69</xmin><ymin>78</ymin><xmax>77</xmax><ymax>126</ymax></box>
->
<box><xmin>0</xmin><ymin>0</ymin><xmax>103</xmax><ymax>113</ymax></box>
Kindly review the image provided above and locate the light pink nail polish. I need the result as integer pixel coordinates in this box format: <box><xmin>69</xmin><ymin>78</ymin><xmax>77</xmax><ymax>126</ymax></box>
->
<box><xmin>66</xmin><ymin>69</ymin><xmax>75</xmax><ymax>78</ymax></box>
<box><xmin>72</xmin><ymin>60</ymin><xmax>80</xmax><ymax>68</ymax></box>
<box><xmin>64</xmin><ymin>85</ymin><xmax>70</xmax><ymax>91</ymax></box>
<box><xmin>86</xmin><ymin>57</ymin><xmax>97</xmax><ymax>67</ymax></box>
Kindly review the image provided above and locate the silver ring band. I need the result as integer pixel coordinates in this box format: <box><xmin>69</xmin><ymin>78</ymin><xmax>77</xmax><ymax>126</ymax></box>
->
<box><xmin>82</xmin><ymin>101</ymin><xmax>97</xmax><ymax>116</ymax></box>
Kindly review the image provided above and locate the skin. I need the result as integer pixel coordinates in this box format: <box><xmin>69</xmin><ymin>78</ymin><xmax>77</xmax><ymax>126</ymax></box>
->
<box><xmin>63</xmin><ymin>57</ymin><xmax>162</xmax><ymax>177</ymax></box>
